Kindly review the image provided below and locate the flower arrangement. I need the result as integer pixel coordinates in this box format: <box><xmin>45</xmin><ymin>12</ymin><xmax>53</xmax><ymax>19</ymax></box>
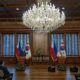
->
<box><xmin>57</xmin><ymin>64</ymin><xmax>66</xmax><ymax>71</ymax></box>
<box><xmin>57</xmin><ymin>56</ymin><xmax>66</xmax><ymax>71</ymax></box>
<box><xmin>16</xmin><ymin>62</ymin><xmax>26</xmax><ymax>71</ymax></box>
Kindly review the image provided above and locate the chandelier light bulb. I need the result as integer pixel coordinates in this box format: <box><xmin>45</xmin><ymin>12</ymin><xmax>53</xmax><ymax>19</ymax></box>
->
<box><xmin>22</xmin><ymin>2</ymin><xmax>66</xmax><ymax>32</ymax></box>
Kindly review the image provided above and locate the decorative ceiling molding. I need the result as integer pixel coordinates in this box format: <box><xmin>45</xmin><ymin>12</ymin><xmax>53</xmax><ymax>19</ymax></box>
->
<box><xmin>0</xmin><ymin>0</ymin><xmax>80</xmax><ymax>20</ymax></box>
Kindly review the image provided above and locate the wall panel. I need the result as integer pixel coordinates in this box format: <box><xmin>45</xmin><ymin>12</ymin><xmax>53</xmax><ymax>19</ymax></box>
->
<box><xmin>33</xmin><ymin>32</ymin><xmax>48</xmax><ymax>55</ymax></box>
<box><xmin>0</xmin><ymin>21</ymin><xmax>80</xmax><ymax>64</ymax></box>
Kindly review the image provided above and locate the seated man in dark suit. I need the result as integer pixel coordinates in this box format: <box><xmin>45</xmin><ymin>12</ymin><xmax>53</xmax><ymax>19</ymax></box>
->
<box><xmin>0</xmin><ymin>59</ymin><xmax>13</xmax><ymax>80</ymax></box>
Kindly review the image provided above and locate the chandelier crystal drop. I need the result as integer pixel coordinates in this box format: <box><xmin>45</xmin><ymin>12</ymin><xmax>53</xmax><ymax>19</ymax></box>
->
<box><xmin>22</xmin><ymin>2</ymin><xmax>65</xmax><ymax>32</ymax></box>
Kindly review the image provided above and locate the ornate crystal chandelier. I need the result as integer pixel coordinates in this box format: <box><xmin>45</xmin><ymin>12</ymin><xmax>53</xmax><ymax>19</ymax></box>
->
<box><xmin>22</xmin><ymin>1</ymin><xmax>65</xmax><ymax>32</ymax></box>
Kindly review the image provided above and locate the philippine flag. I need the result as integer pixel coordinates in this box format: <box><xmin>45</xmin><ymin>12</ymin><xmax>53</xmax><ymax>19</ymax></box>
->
<box><xmin>50</xmin><ymin>35</ymin><xmax>57</xmax><ymax>61</ymax></box>
<box><xmin>15</xmin><ymin>42</ymin><xmax>20</xmax><ymax>57</ymax></box>
<box><xmin>16</xmin><ymin>40</ymin><xmax>24</xmax><ymax>57</ymax></box>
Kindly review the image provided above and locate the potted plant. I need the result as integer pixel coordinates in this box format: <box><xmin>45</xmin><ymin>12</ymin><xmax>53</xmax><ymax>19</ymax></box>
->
<box><xmin>36</xmin><ymin>48</ymin><xmax>43</xmax><ymax>56</ymax></box>
<box><xmin>36</xmin><ymin>48</ymin><xmax>44</xmax><ymax>62</ymax></box>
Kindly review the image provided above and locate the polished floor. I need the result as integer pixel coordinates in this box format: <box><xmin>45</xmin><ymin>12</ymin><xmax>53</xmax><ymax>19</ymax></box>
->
<box><xmin>7</xmin><ymin>64</ymin><xmax>77</xmax><ymax>80</ymax></box>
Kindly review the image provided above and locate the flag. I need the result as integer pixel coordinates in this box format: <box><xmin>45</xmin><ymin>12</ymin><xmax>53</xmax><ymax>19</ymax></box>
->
<box><xmin>60</xmin><ymin>39</ymin><xmax>66</xmax><ymax>58</ymax></box>
<box><xmin>25</xmin><ymin>35</ymin><xmax>31</xmax><ymax>59</ymax></box>
<box><xmin>15</xmin><ymin>42</ymin><xmax>20</xmax><ymax>57</ymax></box>
<box><xmin>25</xmin><ymin>43</ymin><xmax>31</xmax><ymax>59</ymax></box>
<box><xmin>50</xmin><ymin>35</ymin><xmax>57</xmax><ymax>61</ymax></box>
<box><xmin>18</xmin><ymin>41</ymin><xmax>24</xmax><ymax>56</ymax></box>
<box><xmin>16</xmin><ymin>40</ymin><xmax>24</xmax><ymax>57</ymax></box>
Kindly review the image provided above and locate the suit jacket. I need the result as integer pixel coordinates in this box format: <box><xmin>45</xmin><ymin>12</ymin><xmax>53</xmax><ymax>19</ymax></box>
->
<box><xmin>0</xmin><ymin>65</ymin><xmax>10</xmax><ymax>77</ymax></box>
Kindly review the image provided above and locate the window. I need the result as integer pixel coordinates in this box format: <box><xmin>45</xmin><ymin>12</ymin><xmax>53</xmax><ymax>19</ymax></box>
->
<box><xmin>51</xmin><ymin>34</ymin><xmax>63</xmax><ymax>53</ymax></box>
<box><xmin>17</xmin><ymin>34</ymin><xmax>29</xmax><ymax>50</ymax></box>
<box><xmin>51</xmin><ymin>33</ymin><xmax>79</xmax><ymax>56</ymax></box>
<box><xmin>10</xmin><ymin>34</ymin><xmax>15</xmax><ymax>56</ymax></box>
<box><xmin>66</xmin><ymin>34</ymin><xmax>78</xmax><ymax>56</ymax></box>
<box><xmin>0</xmin><ymin>34</ymin><xmax>2</xmax><ymax>56</ymax></box>
<box><xmin>1</xmin><ymin>33</ymin><xmax>30</xmax><ymax>57</ymax></box>
<box><xmin>78</xmin><ymin>34</ymin><xmax>80</xmax><ymax>55</ymax></box>
<box><xmin>3</xmin><ymin>34</ymin><xmax>15</xmax><ymax>56</ymax></box>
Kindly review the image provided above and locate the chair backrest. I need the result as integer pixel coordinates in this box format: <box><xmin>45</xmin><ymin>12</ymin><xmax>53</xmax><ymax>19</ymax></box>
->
<box><xmin>0</xmin><ymin>69</ymin><xmax>4</xmax><ymax>78</ymax></box>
